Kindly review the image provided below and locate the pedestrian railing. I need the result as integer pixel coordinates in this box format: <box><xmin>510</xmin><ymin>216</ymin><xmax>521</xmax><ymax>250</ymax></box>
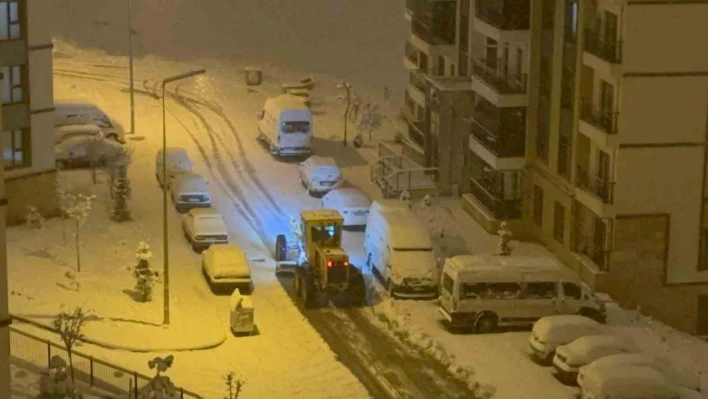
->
<box><xmin>9</xmin><ymin>326</ymin><xmax>204</xmax><ymax>398</ymax></box>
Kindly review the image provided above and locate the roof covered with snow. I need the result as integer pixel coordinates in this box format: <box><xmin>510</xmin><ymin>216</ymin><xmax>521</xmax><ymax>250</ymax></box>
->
<box><xmin>532</xmin><ymin>315</ymin><xmax>603</xmax><ymax>341</ymax></box>
<box><xmin>579</xmin><ymin>366</ymin><xmax>677</xmax><ymax>398</ymax></box>
<box><xmin>265</xmin><ymin>94</ymin><xmax>310</xmax><ymax>112</ymax></box>
<box><xmin>323</xmin><ymin>188</ymin><xmax>370</xmax><ymax>208</ymax></box>
<box><xmin>306</xmin><ymin>156</ymin><xmax>337</xmax><ymax>166</ymax></box>
<box><xmin>174</xmin><ymin>173</ymin><xmax>209</xmax><ymax>193</ymax></box>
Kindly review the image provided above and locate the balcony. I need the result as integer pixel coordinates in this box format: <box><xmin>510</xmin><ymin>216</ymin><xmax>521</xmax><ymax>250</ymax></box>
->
<box><xmin>583</xmin><ymin>28</ymin><xmax>622</xmax><ymax>64</ymax></box>
<box><xmin>407</xmin><ymin>119</ymin><xmax>427</xmax><ymax>149</ymax></box>
<box><xmin>404</xmin><ymin>42</ymin><xmax>420</xmax><ymax>70</ymax></box>
<box><xmin>469</xmin><ymin>177</ymin><xmax>522</xmax><ymax>220</ymax></box>
<box><xmin>410</xmin><ymin>70</ymin><xmax>429</xmax><ymax>95</ymax></box>
<box><xmin>472</xmin><ymin>59</ymin><xmax>528</xmax><ymax>108</ymax></box>
<box><xmin>578</xmin><ymin>98</ymin><xmax>619</xmax><ymax>147</ymax></box>
<box><xmin>425</xmin><ymin>75</ymin><xmax>473</xmax><ymax>92</ymax></box>
<box><xmin>576</xmin><ymin>166</ymin><xmax>614</xmax><ymax>205</ymax></box>
<box><xmin>575</xmin><ymin>234</ymin><xmax>611</xmax><ymax>272</ymax></box>
<box><xmin>411</xmin><ymin>18</ymin><xmax>455</xmax><ymax>46</ymax></box>
<box><xmin>469</xmin><ymin>117</ymin><xmax>525</xmax><ymax>159</ymax></box>
<box><xmin>474</xmin><ymin>0</ymin><xmax>530</xmax><ymax>30</ymax></box>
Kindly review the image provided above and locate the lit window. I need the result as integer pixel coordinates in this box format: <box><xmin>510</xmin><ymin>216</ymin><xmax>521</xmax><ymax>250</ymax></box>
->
<box><xmin>1</xmin><ymin>65</ymin><xmax>24</xmax><ymax>104</ymax></box>
<box><xmin>3</xmin><ymin>128</ymin><xmax>29</xmax><ymax>169</ymax></box>
<box><xmin>0</xmin><ymin>1</ymin><xmax>21</xmax><ymax>40</ymax></box>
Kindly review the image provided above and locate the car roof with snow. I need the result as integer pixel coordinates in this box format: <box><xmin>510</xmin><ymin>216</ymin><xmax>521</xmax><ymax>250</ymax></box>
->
<box><xmin>581</xmin><ymin>353</ymin><xmax>700</xmax><ymax>391</ymax></box>
<box><xmin>265</xmin><ymin>94</ymin><xmax>310</xmax><ymax>112</ymax></box>
<box><xmin>300</xmin><ymin>209</ymin><xmax>343</xmax><ymax>222</ymax></box>
<box><xmin>189</xmin><ymin>208</ymin><xmax>222</xmax><ymax>218</ymax></box>
<box><xmin>533</xmin><ymin>315</ymin><xmax>601</xmax><ymax>334</ymax></box>
<box><xmin>323</xmin><ymin>188</ymin><xmax>370</xmax><ymax>207</ymax></box>
<box><xmin>445</xmin><ymin>255</ymin><xmax>579</xmax><ymax>282</ymax></box>
<box><xmin>370</xmin><ymin>199</ymin><xmax>409</xmax><ymax>213</ymax></box>
<box><xmin>580</xmin><ymin>365</ymin><xmax>677</xmax><ymax>397</ymax></box>
<box><xmin>305</xmin><ymin>156</ymin><xmax>338</xmax><ymax>167</ymax></box>
<box><xmin>162</xmin><ymin>147</ymin><xmax>189</xmax><ymax>156</ymax></box>
<box><xmin>174</xmin><ymin>173</ymin><xmax>208</xmax><ymax>192</ymax></box>
<box><xmin>207</xmin><ymin>244</ymin><xmax>247</xmax><ymax>263</ymax></box>
<box><xmin>381</xmin><ymin>211</ymin><xmax>432</xmax><ymax>249</ymax></box>
<box><xmin>560</xmin><ymin>334</ymin><xmax>634</xmax><ymax>354</ymax></box>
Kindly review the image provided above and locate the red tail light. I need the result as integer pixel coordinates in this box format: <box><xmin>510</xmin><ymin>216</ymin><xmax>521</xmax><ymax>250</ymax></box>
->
<box><xmin>326</xmin><ymin>261</ymin><xmax>333</xmax><ymax>268</ymax></box>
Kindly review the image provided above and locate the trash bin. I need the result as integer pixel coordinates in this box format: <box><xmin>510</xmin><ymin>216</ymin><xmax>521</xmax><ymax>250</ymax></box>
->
<box><xmin>244</xmin><ymin>67</ymin><xmax>262</xmax><ymax>86</ymax></box>
<box><xmin>229</xmin><ymin>289</ymin><xmax>254</xmax><ymax>335</ymax></box>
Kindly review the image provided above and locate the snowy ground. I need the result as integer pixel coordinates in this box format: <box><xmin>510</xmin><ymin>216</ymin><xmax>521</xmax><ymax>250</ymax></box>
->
<box><xmin>10</xmin><ymin>359</ymin><xmax>114</xmax><ymax>399</ymax></box>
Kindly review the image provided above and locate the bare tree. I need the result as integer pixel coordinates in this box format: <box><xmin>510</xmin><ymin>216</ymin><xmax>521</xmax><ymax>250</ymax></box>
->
<box><xmin>52</xmin><ymin>306</ymin><xmax>88</xmax><ymax>385</ymax></box>
<box><xmin>55</xmin><ymin>181</ymin><xmax>75</xmax><ymax>246</ymax></box>
<box><xmin>66</xmin><ymin>194</ymin><xmax>97</xmax><ymax>272</ymax></box>
<box><xmin>222</xmin><ymin>371</ymin><xmax>246</xmax><ymax>399</ymax></box>
<box><xmin>356</xmin><ymin>100</ymin><xmax>384</xmax><ymax>142</ymax></box>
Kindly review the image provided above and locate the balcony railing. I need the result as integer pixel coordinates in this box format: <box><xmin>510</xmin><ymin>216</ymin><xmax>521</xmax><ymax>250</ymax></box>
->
<box><xmin>575</xmin><ymin>234</ymin><xmax>610</xmax><ymax>271</ymax></box>
<box><xmin>411</xmin><ymin>18</ymin><xmax>455</xmax><ymax>46</ymax></box>
<box><xmin>469</xmin><ymin>177</ymin><xmax>522</xmax><ymax>220</ymax></box>
<box><xmin>405</xmin><ymin>42</ymin><xmax>420</xmax><ymax>66</ymax></box>
<box><xmin>579</xmin><ymin>98</ymin><xmax>618</xmax><ymax>135</ymax></box>
<box><xmin>469</xmin><ymin>117</ymin><xmax>525</xmax><ymax>158</ymax></box>
<box><xmin>583</xmin><ymin>28</ymin><xmax>622</xmax><ymax>64</ymax></box>
<box><xmin>410</xmin><ymin>70</ymin><xmax>429</xmax><ymax>95</ymax></box>
<box><xmin>576</xmin><ymin>166</ymin><xmax>614</xmax><ymax>203</ymax></box>
<box><xmin>407</xmin><ymin>120</ymin><xmax>426</xmax><ymax>148</ymax></box>
<box><xmin>474</xmin><ymin>0</ymin><xmax>530</xmax><ymax>30</ymax></box>
<box><xmin>472</xmin><ymin>59</ymin><xmax>527</xmax><ymax>94</ymax></box>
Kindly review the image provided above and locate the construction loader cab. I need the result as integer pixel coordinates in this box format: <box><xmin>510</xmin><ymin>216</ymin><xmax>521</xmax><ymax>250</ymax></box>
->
<box><xmin>274</xmin><ymin>210</ymin><xmax>365</xmax><ymax>308</ymax></box>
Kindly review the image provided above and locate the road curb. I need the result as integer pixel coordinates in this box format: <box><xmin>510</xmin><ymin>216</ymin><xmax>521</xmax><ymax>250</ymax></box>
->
<box><xmin>12</xmin><ymin>314</ymin><xmax>227</xmax><ymax>353</ymax></box>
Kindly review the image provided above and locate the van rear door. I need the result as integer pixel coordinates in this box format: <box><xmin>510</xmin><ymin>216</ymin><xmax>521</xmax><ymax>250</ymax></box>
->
<box><xmin>439</xmin><ymin>270</ymin><xmax>456</xmax><ymax>315</ymax></box>
<box><xmin>278</xmin><ymin>111</ymin><xmax>312</xmax><ymax>152</ymax></box>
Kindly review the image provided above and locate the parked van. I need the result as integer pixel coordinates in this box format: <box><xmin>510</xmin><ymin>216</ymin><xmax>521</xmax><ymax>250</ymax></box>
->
<box><xmin>257</xmin><ymin>94</ymin><xmax>313</xmax><ymax>157</ymax></box>
<box><xmin>364</xmin><ymin>204</ymin><xmax>438</xmax><ymax>298</ymax></box>
<box><xmin>156</xmin><ymin>147</ymin><xmax>193</xmax><ymax>188</ymax></box>
<box><xmin>171</xmin><ymin>173</ymin><xmax>211</xmax><ymax>213</ymax></box>
<box><xmin>438</xmin><ymin>255</ymin><xmax>606</xmax><ymax>333</ymax></box>
<box><xmin>55</xmin><ymin>101</ymin><xmax>126</xmax><ymax>143</ymax></box>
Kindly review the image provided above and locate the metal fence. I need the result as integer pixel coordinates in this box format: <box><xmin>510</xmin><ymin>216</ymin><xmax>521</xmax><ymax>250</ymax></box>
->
<box><xmin>372</xmin><ymin>141</ymin><xmax>437</xmax><ymax>198</ymax></box>
<box><xmin>9</xmin><ymin>326</ymin><xmax>203</xmax><ymax>398</ymax></box>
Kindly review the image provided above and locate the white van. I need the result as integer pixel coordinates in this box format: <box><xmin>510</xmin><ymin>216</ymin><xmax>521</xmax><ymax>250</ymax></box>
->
<box><xmin>171</xmin><ymin>173</ymin><xmax>211</xmax><ymax>213</ymax></box>
<box><xmin>364</xmin><ymin>205</ymin><xmax>438</xmax><ymax>299</ymax></box>
<box><xmin>55</xmin><ymin>101</ymin><xmax>126</xmax><ymax>143</ymax></box>
<box><xmin>156</xmin><ymin>147</ymin><xmax>193</xmax><ymax>188</ymax></box>
<box><xmin>438</xmin><ymin>255</ymin><xmax>606</xmax><ymax>333</ymax></box>
<box><xmin>257</xmin><ymin>94</ymin><xmax>313</xmax><ymax>157</ymax></box>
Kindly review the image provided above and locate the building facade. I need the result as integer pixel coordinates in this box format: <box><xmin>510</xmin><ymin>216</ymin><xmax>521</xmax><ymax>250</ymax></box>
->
<box><xmin>402</xmin><ymin>0</ymin><xmax>708</xmax><ymax>335</ymax></box>
<box><xmin>1</xmin><ymin>0</ymin><xmax>57</xmax><ymax>224</ymax></box>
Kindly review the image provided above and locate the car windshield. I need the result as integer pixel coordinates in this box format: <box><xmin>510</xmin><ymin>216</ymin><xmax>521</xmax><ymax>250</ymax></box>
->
<box><xmin>282</xmin><ymin>121</ymin><xmax>310</xmax><ymax>133</ymax></box>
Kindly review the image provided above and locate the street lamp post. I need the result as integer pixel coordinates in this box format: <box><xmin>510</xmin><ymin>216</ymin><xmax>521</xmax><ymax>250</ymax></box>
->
<box><xmin>161</xmin><ymin>69</ymin><xmax>206</xmax><ymax>325</ymax></box>
<box><xmin>337</xmin><ymin>82</ymin><xmax>352</xmax><ymax>146</ymax></box>
<box><xmin>127</xmin><ymin>0</ymin><xmax>135</xmax><ymax>134</ymax></box>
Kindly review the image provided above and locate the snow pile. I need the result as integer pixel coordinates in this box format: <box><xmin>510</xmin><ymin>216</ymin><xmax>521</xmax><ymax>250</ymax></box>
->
<box><xmin>372</xmin><ymin>298</ymin><xmax>496</xmax><ymax>398</ymax></box>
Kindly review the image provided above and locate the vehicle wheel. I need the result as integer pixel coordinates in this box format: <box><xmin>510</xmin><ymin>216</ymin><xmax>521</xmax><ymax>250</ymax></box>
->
<box><xmin>386</xmin><ymin>279</ymin><xmax>396</xmax><ymax>299</ymax></box>
<box><xmin>301</xmin><ymin>275</ymin><xmax>317</xmax><ymax>309</ymax></box>
<box><xmin>347</xmin><ymin>268</ymin><xmax>366</xmax><ymax>305</ymax></box>
<box><xmin>475</xmin><ymin>314</ymin><xmax>498</xmax><ymax>334</ymax></box>
<box><xmin>307</xmin><ymin>189</ymin><xmax>317</xmax><ymax>197</ymax></box>
<box><xmin>275</xmin><ymin>234</ymin><xmax>287</xmax><ymax>262</ymax></box>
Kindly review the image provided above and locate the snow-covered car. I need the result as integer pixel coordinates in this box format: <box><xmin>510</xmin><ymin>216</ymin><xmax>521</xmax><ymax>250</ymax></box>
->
<box><xmin>529</xmin><ymin>315</ymin><xmax>608</xmax><ymax>365</ymax></box>
<box><xmin>201</xmin><ymin>243</ymin><xmax>252</xmax><ymax>293</ymax></box>
<box><xmin>553</xmin><ymin>334</ymin><xmax>639</xmax><ymax>384</ymax></box>
<box><xmin>182</xmin><ymin>208</ymin><xmax>229</xmax><ymax>252</ymax></box>
<box><xmin>578</xmin><ymin>366</ymin><xmax>692</xmax><ymax>399</ymax></box>
<box><xmin>320</xmin><ymin>188</ymin><xmax>371</xmax><ymax>228</ymax></box>
<box><xmin>55</xmin><ymin>135</ymin><xmax>124</xmax><ymax>169</ymax></box>
<box><xmin>55</xmin><ymin>124</ymin><xmax>104</xmax><ymax>144</ymax></box>
<box><xmin>578</xmin><ymin>353</ymin><xmax>701</xmax><ymax>392</ymax></box>
<box><xmin>171</xmin><ymin>173</ymin><xmax>211</xmax><ymax>213</ymax></box>
<box><xmin>299</xmin><ymin>156</ymin><xmax>343</xmax><ymax>197</ymax></box>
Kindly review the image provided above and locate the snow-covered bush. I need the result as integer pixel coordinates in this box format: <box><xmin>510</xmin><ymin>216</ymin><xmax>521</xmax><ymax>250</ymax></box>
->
<box><xmin>139</xmin><ymin>355</ymin><xmax>179</xmax><ymax>399</ymax></box>
<box><xmin>39</xmin><ymin>355</ymin><xmax>83</xmax><ymax>398</ymax></box>
<box><xmin>494</xmin><ymin>221</ymin><xmax>513</xmax><ymax>256</ymax></box>
<box><xmin>52</xmin><ymin>306</ymin><xmax>87</xmax><ymax>387</ymax></box>
<box><xmin>26</xmin><ymin>205</ymin><xmax>45</xmax><ymax>229</ymax></box>
<box><xmin>66</xmin><ymin>194</ymin><xmax>97</xmax><ymax>272</ymax></box>
<box><xmin>127</xmin><ymin>242</ymin><xmax>161</xmax><ymax>302</ymax></box>
<box><xmin>222</xmin><ymin>371</ymin><xmax>246</xmax><ymax>399</ymax></box>
<box><xmin>356</xmin><ymin>100</ymin><xmax>384</xmax><ymax>142</ymax></box>
<box><xmin>111</xmin><ymin>165</ymin><xmax>132</xmax><ymax>222</ymax></box>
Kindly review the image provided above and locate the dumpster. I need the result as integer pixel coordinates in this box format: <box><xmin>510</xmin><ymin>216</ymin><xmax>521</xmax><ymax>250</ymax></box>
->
<box><xmin>244</xmin><ymin>67</ymin><xmax>262</xmax><ymax>86</ymax></box>
<box><xmin>230</xmin><ymin>289</ymin><xmax>254</xmax><ymax>335</ymax></box>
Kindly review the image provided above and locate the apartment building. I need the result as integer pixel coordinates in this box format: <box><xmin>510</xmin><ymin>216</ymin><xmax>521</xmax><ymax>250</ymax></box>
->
<box><xmin>401</xmin><ymin>0</ymin><xmax>708</xmax><ymax>335</ymax></box>
<box><xmin>0</xmin><ymin>51</ymin><xmax>11</xmax><ymax>398</ymax></box>
<box><xmin>1</xmin><ymin>0</ymin><xmax>57</xmax><ymax>224</ymax></box>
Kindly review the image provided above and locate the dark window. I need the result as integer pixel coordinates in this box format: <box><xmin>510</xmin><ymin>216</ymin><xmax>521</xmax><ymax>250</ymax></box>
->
<box><xmin>1</xmin><ymin>65</ymin><xmax>24</xmax><ymax>104</ymax></box>
<box><xmin>554</xmin><ymin>201</ymin><xmax>566</xmax><ymax>242</ymax></box>
<box><xmin>442</xmin><ymin>273</ymin><xmax>454</xmax><ymax>294</ymax></box>
<box><xmin>523</xmin><ymin>282</ymin><xmax>557</xmax><ymax>299</ymax></box>
<box><xmin>564</xmin><ymin>0</ymin><xmax>578</xmax><ymax>43</ymax></box>
<box><xmin>562</xmin><ymin>282</ymin><xmax>582</xmax><ymax>300</ymax></box>
<box><xmin>437</xmin><ymin>56</ymin><xmax>445</xmax><ymax>76</ymax></box>
<box><xmin>3</xmin><ymin>128</ymin><xmax>30</xmax><ymax>169</ymax></box>
<box><xmin>460</xmin><ymin>282</ymin><xmax>487</xmax><ymax>299</ymax></box>
<box><xmin>533</xmin><ymin>185</ymin><xmax>544</xmax><ymax>227</ymax></box>
<box><xmin>281</xmin><ymin>121</ymin><xmax>310</xmax><ymax>133</ymax></box>
<box><xmin>486</xmin><ymin>282</ymin><xmax>521</xmax><ymax>299</ymax></box>
<box><xmin>0</xmin><ymin>0</ymin><xmax>22</xmax><ymax>41</ymax></box>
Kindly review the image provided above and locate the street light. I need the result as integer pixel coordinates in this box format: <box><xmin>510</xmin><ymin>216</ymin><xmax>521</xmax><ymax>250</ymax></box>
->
<box><xmin>127</xmin><ymin>0</ymin><xmax>135</xmax><ymax>134</ymax></box>
<box><xmin>161</xmin><ymin>69</ymin><xmax>206</xmax><ymax>325</ymax></box>
<box><xmin>337</xmin><ymin>82</ymin><xmax>352</xmax><ymax>146</ymax></box>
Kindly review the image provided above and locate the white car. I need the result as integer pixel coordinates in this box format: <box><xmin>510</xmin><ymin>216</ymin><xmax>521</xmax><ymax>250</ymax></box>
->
<box><xmin>182</xmin><ymin>208</ymin><xmax>229</xmax><ymax>252</ymax></box>
<box><xmin>201</xmin><ymin>244</ymin><xmax>252</xmax><ymax>293</ymax></box>
<box><xmin>320</xmin><ymin>188</ymin><xmax>371</xmax><ymax>228</ymax></box>
<box><xmin>553</xmin><ymin>334</ymin><xmax>639</xmax><ymax>384</ymax></box>
<box><xmin>299</xmin><ymin>156</ymin><xmax>343</xmax><ymax>197</ymax></box>
<box><xmin>171</xmin><ymin>173</ymin><xmax>211</xmax><ymax>213</ymax></box>
<box><xmin>529</xmin><ymin>315</ymin><xmax>608</xmax><ymax>365</ymax></box>
<box><xmin>579</xmin><ymin>366</ymin><xmax>695</xmax><ymax>399</ymax></box>
<box><xmin>55</xmin><ymin>135</ymin><xmax>124</xmax><ymax>169</ymax></box>
<box><xmin>55</xmin><ymin>124</ymin><xmax>104</xmax><ymax>144</ymax></box>
<box><xmin>578</xmin><ymin>353</ymin><xmax>701</xmax><ymax>392</ymax></box>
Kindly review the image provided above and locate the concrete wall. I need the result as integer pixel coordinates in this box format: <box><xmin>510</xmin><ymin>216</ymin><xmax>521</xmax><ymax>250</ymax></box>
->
<box><xmin>618</xmin><ymin>77</ymin><xmax>708</xmax><ymax>146</ymax></box>
<box><xmin>4</xmin><ymin>169</ymin><xmax>59</xmax><ymax>225</ymax></box>
<box><xmin>605</xmin><ymin>215</ymin><xmax>708</xmax><ymax>335</ymax></box>
<box><xmin>623</xmin><ymin>3</ymin><xmax>708</xmax><ymax>73</ymax></box>
<box><xmin>615</xmin><ymin>146</ymin><xmax>708</xmax><ymax>283</ymax></box>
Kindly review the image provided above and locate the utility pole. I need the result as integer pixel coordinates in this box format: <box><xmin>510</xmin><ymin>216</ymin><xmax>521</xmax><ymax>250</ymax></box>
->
<box><xmin>128</xmin><ymin>0</ymin><xmax>135</xmax><ymax>134</ymax></box>
<box><xmin>337</xmin><ymin>82</ymin><xmax>352</xmax><ymax>146</ymax></box>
